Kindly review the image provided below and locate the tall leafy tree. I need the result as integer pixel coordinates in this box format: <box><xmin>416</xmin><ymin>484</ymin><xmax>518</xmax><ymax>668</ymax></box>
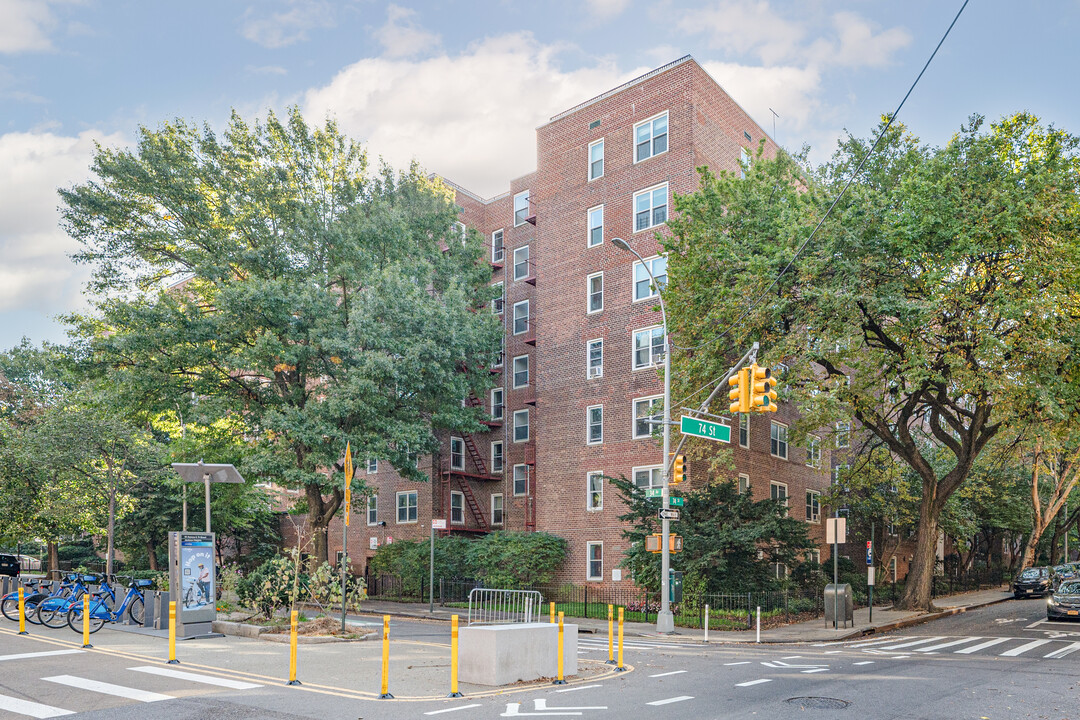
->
<box><xmin>61</xmin><ymin>108</ymin><xmax>501</xmax><ymax>563</ymax></box>
<box><xmin>665</xmin><ymin>113</ymin><xmax>1080</xmax><ymax>609</ymax></box>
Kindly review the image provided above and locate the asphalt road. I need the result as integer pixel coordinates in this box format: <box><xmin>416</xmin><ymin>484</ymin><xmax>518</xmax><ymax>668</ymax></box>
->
<box><xmin>1</xmin><ymin>599</ymin><xmax>1077</xmax><ymax>719</ymax></box>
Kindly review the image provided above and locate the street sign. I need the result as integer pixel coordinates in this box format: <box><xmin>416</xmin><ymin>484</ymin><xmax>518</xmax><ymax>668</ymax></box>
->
<box><xmin>826</xmin><ymin>517</ymin><xmax>847</xmax><ymax>545</ymax></box>
<box><xmin>680</xmin><ymin>415</ymin><xmax>731</xmax><ymax>443</ymax></box>
<box><xmin>866</xmin><ymin>540</ymin><xmax>873</xmax><ymax>566</ymax></box>
<box><xmin>646</xmin><ymin>487</ymin><xmax>663</xmax><ymax>498</ymax></box>
<box><xmin>669</xmin><ymin>496</ymin><xmax>685</xmax><ymax>507</ymax></box>
<box><xmin>658</xmin><ymin>508</ymin><xmax>681</xmax><ymax>521</ymax></box>
<box><xmin>432</xmin><ymin>518</ymin><xmax>447</xmax><ymax>530</ymax></box>
<box><xmin>868</xmin><ymin>566</ymin><xmax>876</xmax><ymax>586</ymax></box>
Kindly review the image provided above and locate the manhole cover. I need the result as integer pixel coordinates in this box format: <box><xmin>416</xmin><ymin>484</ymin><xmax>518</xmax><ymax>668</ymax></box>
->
<box><xmin>785</xmin><ymin>697</ymin><xmax>851</xmax><ymax>710</ymax></box>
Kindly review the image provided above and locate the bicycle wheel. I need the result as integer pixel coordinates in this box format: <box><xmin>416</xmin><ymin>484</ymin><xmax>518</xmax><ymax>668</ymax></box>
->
<box><xmin>38</xmin><ymin>602</ymin><xmax>71</xmax><ymax>629</ymax></box>
<box><xmin>24</xmin><ymin>594</ymin><xmax>47</xmax><ymax>625</ymax></box>
<box><xmin>127</xmin><ymin>596</ymin><xmax>144</xmax><ymax>625</ymax></box>
<box><xmin>0</xmin><ymin>595</ymin><xmax>20</xmax><ymax>622</ymax></box>
<box><xmin>67</xmin><ymin>604</ymin><xmax>106</xmax><ymax>634</ymax></box>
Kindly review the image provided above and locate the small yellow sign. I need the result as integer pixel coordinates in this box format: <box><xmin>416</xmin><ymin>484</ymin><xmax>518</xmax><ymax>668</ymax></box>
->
<box><xmin>344</xmin><ymin>441</ymin><xmax>353</xmax><ymax>527</ymax></box>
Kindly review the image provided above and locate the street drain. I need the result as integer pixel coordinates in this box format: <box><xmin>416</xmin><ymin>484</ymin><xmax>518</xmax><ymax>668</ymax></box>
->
<box><xmin>785</xmin><ymin>697</ymin><xmax>851</xmax><ymax>710</ymax></box>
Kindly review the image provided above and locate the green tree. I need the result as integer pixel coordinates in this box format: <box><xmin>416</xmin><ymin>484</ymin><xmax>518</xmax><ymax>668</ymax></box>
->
<box><xmin>665</xmin><ymin>113</ymin><xmax>1080</xmax><ymax>609</ymax></box>
<box><xmin>61</xmin><ymin>108</ymin><xmax>502</xmax><ymax>564</ymax></box>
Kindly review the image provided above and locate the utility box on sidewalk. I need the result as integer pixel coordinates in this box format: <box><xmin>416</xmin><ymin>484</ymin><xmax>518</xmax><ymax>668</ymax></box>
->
<box><xmin>824</xmin><ymin>583</ymin><xmax>854</xmax><ymax>628</ymax></box>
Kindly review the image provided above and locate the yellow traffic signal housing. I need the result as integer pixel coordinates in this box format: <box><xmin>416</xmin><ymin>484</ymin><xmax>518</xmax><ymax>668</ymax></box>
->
<box><xmin>728</xmin><ymin>368</ymin><xmax>750</xmax><ymax>414</ymax></box>
<box><xmin>750</xmin><ymin>363</ymin><xmax>778</xmax><ymax>412</ymax></box>
<box><xmin>645</xmin><ymin>533</ymin><xmax>683</xmax><ymax>554</ymax></box>
<box><xmin>671</xmin><ymin>455</ymin><xmax>685</xmax><ymax>485</ymax></box>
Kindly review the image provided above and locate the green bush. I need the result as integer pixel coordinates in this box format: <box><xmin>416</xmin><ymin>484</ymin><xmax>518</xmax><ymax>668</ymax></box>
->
<box><xmin>237</xmin><ymin>551</ymin><xmax>304</xmax><ymax>619</ymax></box>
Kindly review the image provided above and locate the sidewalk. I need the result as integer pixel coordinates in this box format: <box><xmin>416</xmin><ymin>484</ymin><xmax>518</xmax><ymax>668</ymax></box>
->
<box><xmin>354</xmin><ymin>586</ymin><xmax>1015</xmax><ymax>644</ymax></box>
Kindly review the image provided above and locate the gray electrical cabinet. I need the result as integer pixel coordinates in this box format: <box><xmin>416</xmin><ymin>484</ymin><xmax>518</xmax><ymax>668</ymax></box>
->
<box><xmin>824</xmin><ymin>583</ymin><xmax>854</xmax><ymax>628</ymax></box>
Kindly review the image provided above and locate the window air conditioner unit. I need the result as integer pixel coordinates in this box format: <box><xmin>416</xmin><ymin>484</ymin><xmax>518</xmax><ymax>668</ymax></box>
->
<box><xmin>588</xmin><ymin>367</ymin><xmax>602</xmax><ymax>379</ymax></box>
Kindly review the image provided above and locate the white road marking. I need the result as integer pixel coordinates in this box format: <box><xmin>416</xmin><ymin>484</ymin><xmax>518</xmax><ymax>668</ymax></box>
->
<box><xmin>648</xmin><ymin>670</ymin><xmax>687</xmax><ymax>678</ymax></box>
<box><xmin>761</xmin><ymin>661</ymin><xmax>827</xmax><ymax>669</ymax></box>
<box><xmin>425</xmin><ymin>704</ymin><xmax>483</xmax><ymax>715</ymax></box>
<box><xmin>853</xmin><ymin>661</ymin><xmax>875</xmax><ymax>665</ymax></box>
<box><xmin>1000</xmin><ymin>639</ymin><xmax>1051</xmax><ymax>657</ymax></box>
<box><xmin>736</xmin><ymin>679</ymin><xmax>772</xmax><ymax>687</ymax></box>
<box><xmin>801</xmin><ymin>668</ymin><xmax>828</xmax><ymax>674</ymax></box>
<box><xmin>724</xmin><ymin>661</ymin><xmax>751</xmax><ymax>666</ymax></box>
<box><xmin>848</xmin><ymin>637</ymin><xmax>905</xmax><ymax>648</ymax></box>
<box><xmin>128</xmin><ymin>666</ymin><xmax>262</xmax><ymax>690</ymax></box>
<box><xmin>876</xmin><ymin>636</ymin><xmax>947</xmax><ymax>650</ymax></box>
<box><xmin>0</xmin><ymin>693</ymin><xmax>74</xmax><ymax>718</ymax></box>
<box><xmin>646</xmin><ymin>696</ymin><xmax>693</xmax><ymax>705</ymax></box>
<box><xmin>824</xmin><ymin>650</ymin><xmax>843</xmax><ymax>654</ymax></box>
<box><xmin>914</xmin><ymin>637</ymin><xmax>984</xmax><ymax>652</ymax></box>
<box><xmin>43</xmin><ymin>675</ymin><xmax>172</xmax><ymax>702</ymax></box>
<box><xmin>0</xmin><ymin>650</ymin><xmax>84</xmax><ymax>663</ymax></box>
<box><xmin>954</xmin><ymin>637</ymin><xmax>1010</xmax><ymax>654</ymax></box>
<box><xmin>1044</xmin><ymin>642</ymin><xmax>1080</xmax><ymax>659</ymax></box>
<box><xmin>534</xmin><ymin>699</ymin><xmax>607</xmax><ymax>710</ymax></box>
<box><xmin>555</xmin><ymin>685</ymin><xmax>603</xmax><ymax>693</ymax></box>
<box><xmin>781</xmin><ymin>656</ymin><xmax>802</xmax><ymax>660</ymax></box>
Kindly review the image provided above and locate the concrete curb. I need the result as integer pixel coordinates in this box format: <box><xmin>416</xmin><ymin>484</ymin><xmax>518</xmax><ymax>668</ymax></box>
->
<box><xmin>829</xmin><ymin>594</ymin><xmax>1015</xmax><ymax>642</ymax></box>
<box><xmin>211</xmin><ymin>620</ymin><xmax>266</xmax><ymax>638</ymax></box>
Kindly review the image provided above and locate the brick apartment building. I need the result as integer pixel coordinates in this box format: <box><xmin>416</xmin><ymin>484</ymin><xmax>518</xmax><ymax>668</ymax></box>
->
<box><xmin>282</xmin><ymin>55</ymin><xmax>894</xmax><ymax>586</ymax></box>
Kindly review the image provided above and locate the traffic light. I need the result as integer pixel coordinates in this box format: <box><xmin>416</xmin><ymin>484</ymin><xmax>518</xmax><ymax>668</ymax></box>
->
<box><xmin>750</xmin><ymin>363</ymin><xmax>778</xmax><ymax>412</ymax></box>
<box><xmin>671</xmin><ymin>454</ymin><xmax>685</xmax><ymax>485</ymax></box>
<box><xmin>728</xmin><ymin>368</ymin><xmax>750</xmax><ymax>414</ymax></box>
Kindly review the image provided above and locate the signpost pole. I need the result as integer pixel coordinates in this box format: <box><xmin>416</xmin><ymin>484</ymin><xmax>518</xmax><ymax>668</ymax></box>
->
<box><xmin>833</xmin><ymin>509</ymin><xmax>839</xmax><ymax>630</ymax></box>
<box><xmin>869</xmin><ymin>522</ymin><xmax>874</xmax><ymax>623</ymax></box>
<box><xmin>430</xmin><ymin>522</ymin><xmax>435</xmax><ymax>614</ymax></box>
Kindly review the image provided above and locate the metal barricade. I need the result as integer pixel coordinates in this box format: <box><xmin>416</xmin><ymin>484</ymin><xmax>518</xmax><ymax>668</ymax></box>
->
<box><xmin>467</xmin><ymin>588</ymin><xmax>544</xmax><ymax>626</ymax></box>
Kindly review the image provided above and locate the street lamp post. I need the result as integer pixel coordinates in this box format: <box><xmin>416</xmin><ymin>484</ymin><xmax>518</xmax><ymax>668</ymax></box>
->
<box><xmin>612</xmin><ymin>238</ymin><xmax>675</xmax><ymax>633</ymax></box>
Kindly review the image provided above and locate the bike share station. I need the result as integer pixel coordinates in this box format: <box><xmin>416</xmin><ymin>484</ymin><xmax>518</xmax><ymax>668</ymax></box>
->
<box><xmin>168</xmin><ymin>462</ymin><xmax>245</xmax><ymax>639</ymax></box>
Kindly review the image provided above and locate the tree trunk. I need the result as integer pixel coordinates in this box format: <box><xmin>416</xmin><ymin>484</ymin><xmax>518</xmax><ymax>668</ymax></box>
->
<box><xmin>147</xmin><ymin>538</ymin><xmax>158</xmax><ymax>571</ymax></box>
<box><xmin>305</xmin><ymin>482</ymin><xmax>340</xmax><ymax>567</ymax></box>
<box><xmin>47</xmin><ymin>541</ymin><xmax>59</xmax><ymax>580</ymax></box>
<box><xmin>1050</xmin><ymin>513</ymin><xmax>1064</xmax><ymax>565</ymax></box>
<box><xmin>897</xmin><ymin>491</ymin><xmax>939</xmax><ymax>611</ymax></box>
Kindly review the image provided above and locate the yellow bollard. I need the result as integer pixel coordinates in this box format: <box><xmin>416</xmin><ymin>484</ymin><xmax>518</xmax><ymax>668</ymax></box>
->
<box><xmin>549</xmin><ymin>601</ymin><xmax>555</xmax><ymax>624</ymax></box>
<box><xmin>167</xmin><ymin>600</ymin><xmax>179</xmax><ymax>664</ymax></box>
<box><xmin>606</xmin><ymin>604</ymin><xmax>615</xmax><ymax>664</ymax></box>
<box><xmin>448</xmin><ymin>614</ymin><xmax>463</xmax><ymax>697</ymax></box>
<box><xmin>17</xmin><ymin>587</ymin><xmax>27</xmax><ymax>635</ymax></box>
<box><xmin>553</xmin><ymin>611</ymin><xmax>567</xmax><ymax>685</ymax></box>
<box><xmin>287</xmin><ymin>609</ymin><xmax>301</xmax><ymax>685</ymax></box>
<box><xmin>615</xmin><ymin>606</ymin><xmax>625</xmax><ymax>672</ymax></box>
<box><xmin>379</xmin><ymin>614</ymin><xmax>394</xmax><ymax>699</ymax></box>
<box><xmin>81</xmin><ymin>594</ymin><xmax>92</xmax><ymax>648</ymax></box>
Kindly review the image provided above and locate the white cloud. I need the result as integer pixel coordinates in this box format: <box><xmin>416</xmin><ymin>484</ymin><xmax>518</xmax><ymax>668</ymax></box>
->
<box><xmin>377</xmin><ymin>4</ymin><xmax>440</xmax><ymax>59</ymax></box>
<box><xmin>678</xmin><ymin>1</ymin><xmax>806</xmax><ymax>66</ymax></box>
<box><xmin>0</xmin><ymin>129</ymin><xmax>125</xmax><ymax>314</ymax></box>
<box><xmin>239</xmin><ymin>0</ymin><xmax>335</xmax><ymax>49</ymax></box>
<box><xmin>0</xmin><ymin>0</ymin><xmax>58</xmax><ymax>53</ymax></box>
<box><xmin>303</xmin><ymin>34</ymin><xmax>641</xmax><ymax>198</ymax></box>
<box><xmin>808</xmin><ymin>12</ymin><xmax>912</xmax><ymax>69</ymax></box>
<box><xmin>585</xmin><ymin>0</ymin><xmax>631</xmax><ymax>21</ymax></box>
<box><xmin>700</xmin><ymin>62</ymin><xmax>822</xmax><ymax>133</ymax></box>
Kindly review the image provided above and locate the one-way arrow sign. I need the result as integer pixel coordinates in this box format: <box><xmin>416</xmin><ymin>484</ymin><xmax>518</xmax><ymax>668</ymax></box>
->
<box><xmin>658</xmin><ymin>508</ymin><xmax>681</xmax><ymax>521</ymax></box>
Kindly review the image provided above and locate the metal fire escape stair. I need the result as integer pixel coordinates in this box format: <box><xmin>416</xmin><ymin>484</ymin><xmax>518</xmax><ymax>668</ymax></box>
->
<box><xmin>454</xmin><ymin>475</ymin><xmax>489</xmax><ymax>532</ymax></box>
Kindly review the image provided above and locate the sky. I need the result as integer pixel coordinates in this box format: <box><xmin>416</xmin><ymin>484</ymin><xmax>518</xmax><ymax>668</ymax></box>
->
<box><xmin>0</xmin><ymin>0</ymin><xmax>1077</xmax><ymax>351</ymax></box>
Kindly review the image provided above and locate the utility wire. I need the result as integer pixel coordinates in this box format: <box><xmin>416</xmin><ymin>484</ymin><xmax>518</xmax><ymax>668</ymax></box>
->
<box><xmin>672</xmin><ymin>0</ymin><xmax>970</xmax><ymax>355</ymax></box>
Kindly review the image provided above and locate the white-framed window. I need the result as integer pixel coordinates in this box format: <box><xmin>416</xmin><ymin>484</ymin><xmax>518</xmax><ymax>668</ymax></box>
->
<box><xmin>805</xmin><ymin>490</ymin><xmax>821</xmax><ymax>523</ymax></box>
<box><xmin>587</xmin><ymin>471</ymin><xmax>603</xmax><ymax>511</ymax></box>
<box><xmin>634</xmin><ymin>111</ymin><xmax>668</xmax><ymax>163</ymax></box>
<box><xmin>491</xmin><ymin>494</ymin><xmax>504</xmax><ymax>526</ymax></box>
<box><xmin>632</xmin><ymin>256</ymin><xmax>668</xmax><ymax>301</ymax></box>
<box><xmin>367</xmin><ymin>458</ymin><xmax>378</xmax><ymax>474</ymax></box>
<box><xmin>513</xmin><ymin>463</ymin><xmax>528</xmax><ymax>496</ymax></box>
<box><xmin>772</xmin><ymin>562</ymin><xmax>788</xmax><ymax>580</ymax></box>
<box><xmin>396</xmin><ymin>491</ymin><xmax>418</xmax><ymax>524</ymax></box>
<box><xmin>513</xmin><ymin>245</ymin><xmax>530</xmax><ymax>281</ymax></box>
<box><xmin>807</xmin><ymin>435</ymin><xmax>821</xmax><ymax>468</ymax></box>
<box><xmin>490</xmin><ymin>388</ymin><xmax>504</xmax><ymax>421</ymax></box>
<box><xmin>450</xmin><ymin>436</ymin><xmax>465</xmax><ymax>471</ymax></box>
<box><xmin>770</xmin><ymin>481</ymin><xmax>788</xmax><ymax>511</ymax></box>
<box><xmin>739</xmin><ymin>147</ymin><xmax>751</xmax><ymax>179</ymax></box>
<box><xmin>588</xmin><ymin>138</ymin><xmax>604</xmax><ymax>180</ymax></box>
<box><xmin>512</xmin><ymin>300</ymin><xmax>529</xmax><ymax>335</ymax></box>
<box><xmin>512</xmin><ymin>354</ymin><xmax>529</xmax><ymax>389</ymax></box>
<box><xmin>492</xmin><ymin>281</ymin><xmax>504</xmax><ymax>315</ymax></box>
<box><xmin>492</xmin><ymin>229</ymin><xmax>504</xmax><ymax>263</ymax></box>
<box><xmin>633</xmin><ymin>183</ymin><xmax>668</xmax><ymax>232</ymax></box>
<box><xmin>450</xmin><ymin>491</ymin><xmax>465</xmax><ymax>525</ymax></box>
<box><xmin>491</xmin><ymin>441</ymin><xmax>504</xmax><ymax>474</ymax></box>
<box><xmin>770</xmin><ymin>422</ymin><xmax>788</xmax><ymax>460</ymax></box>
<box><xmin>836</xmin><ymin>421</ymin><xmax>850</xmax><ymax>448</ymax></box>
<box><xmin>586</xmin><ymin>405</ymin><xmax>603</xmax><ymax>445</ymax></box>
<box><xmin>587</xmin><ymin>338</ymin><xmax>603</xmax><ymax>379</ymax></box>
<box><xmin>494</xmin><ymin>336</ymin><xmax>504</xmax><ymax>368</ymax></box>
<box><xmin>832</xmin><ymin>464</ymin><xmax>850</xmax><ymax>486</ymax></box>
<box><xmin>586</xmin><ymin>272</ymin><xmax>603</xmax><ymax>314</ymax></box>
<box><xmin>739</xmin><ymin>414</ymin><xmax>750</xmax><ymax>448</ymax></box>
<box><xmin>633</xmin><ymin>325</ymin><xmax>665</xmax><ymax>369</ymax></box>
<box><xmin>514</xmin><ymin>190</ymin><xmax>530</xmax><ymax>226</ymax></box>
<box><xmin>807</xmin><ymin>549</ymin><xmax>821</xmax><ymax>565</ymax></box>
<box><xmin>633</xmin><ymin>465</ymin><xmax>663</xmax><ymax>490</ymax></box>
<box><xmin>738</xmin><ymin>474</ymin><xmax>750</xmax><ymax>494</ymax></box>
<box><xmin>587</xmin><ymin>205</ymin><xmax>604</xmax><ymax>248</ymax></box>
<box><xmin>587</xmin><ymin>541</ymin><xmax>603</xmax><ymax>581</ymax></box>
<box><xmin>367</xmin><ymin>495</ymin><xmax>377</xmax><ymax>525</ymax></box>
<box><xmin>513</xmin><ymin>409</ymin><xmax>530</xmax><ymax>442</ymax></box>
<box><xmin>633</xmin><ymin>395</ymin><xmax>663</xmax><ymax>439</ymax></box>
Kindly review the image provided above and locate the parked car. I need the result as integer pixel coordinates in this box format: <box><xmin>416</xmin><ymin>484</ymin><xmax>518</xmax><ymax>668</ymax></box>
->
<box><xmin>1014</xmin><ymin>566</ymin><xmax>1053</xmax><ymax>598</ymax></box>
<box><xmin>0</xmin><ymin>554</ymin><xmax>20</xmax><ymax>578</ymax></box>
<box><xmin>1047</xmin><ymin>580</ymin><xmax>1080</xmax><ymax>620</ymax></box>
<box><xmin>1052</xmin><ymin>564</ymin><xmax>1077</xmax><ymax>588</ymax></box>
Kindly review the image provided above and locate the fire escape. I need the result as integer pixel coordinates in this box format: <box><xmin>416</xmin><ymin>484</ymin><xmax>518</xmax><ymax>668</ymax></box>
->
<box><xmin>440</xmin><ymin>396</ymin><xmax>502</xmax><ymax>534</ymax></box>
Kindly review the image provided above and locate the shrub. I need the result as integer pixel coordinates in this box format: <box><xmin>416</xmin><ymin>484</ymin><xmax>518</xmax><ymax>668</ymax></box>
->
<box><xmin>237</xmin><ymin>550</ymin><xmax>304</xmax><ymax>619</ymax></box>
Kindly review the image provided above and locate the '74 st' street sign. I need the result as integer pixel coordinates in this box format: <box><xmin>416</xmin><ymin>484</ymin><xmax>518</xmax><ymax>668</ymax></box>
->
<box><xmin>680</xmin><ymin>415</ymin><xmax>731</xmax><ymax>442</ymax></box>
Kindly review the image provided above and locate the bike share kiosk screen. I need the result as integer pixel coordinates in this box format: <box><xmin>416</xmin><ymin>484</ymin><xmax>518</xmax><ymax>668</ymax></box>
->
<box><xmin>169</xmin><ymin>531</ymin><xmax>216</xmax><ymax>636</ymax></box>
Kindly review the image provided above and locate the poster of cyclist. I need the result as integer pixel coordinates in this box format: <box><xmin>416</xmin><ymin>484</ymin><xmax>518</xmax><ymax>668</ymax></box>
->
<box><xmin>168</xmin><ymin>531</ymin><xmax>217</xmax><ymax>634</ymax></box>
<box><xmin>181</xmin><ymin>541</ymin><xmax>214</xmax><ymax>610</ymax></box>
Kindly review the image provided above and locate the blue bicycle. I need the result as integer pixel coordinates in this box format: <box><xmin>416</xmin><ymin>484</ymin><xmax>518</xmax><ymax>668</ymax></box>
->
<box><xmin>66</xmin><ymin>576</ymin><xmax>152</xmax><ymax>633</ymax></box>
<box><xmin>0</xmin><ymin>576</ymin><xmax>55</xmax><ymax>623</ymax></box>
<box><xmin>36</xmin><ymin>575</ymin><xmax>99</xmax><ymax>629</ymax></box>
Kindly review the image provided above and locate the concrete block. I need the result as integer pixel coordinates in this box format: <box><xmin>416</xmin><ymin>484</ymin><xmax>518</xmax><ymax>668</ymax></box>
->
<box><xmin>458</xmin><ymin>622</ymin><xmax>577</xmax><ymax>686</ymax></box>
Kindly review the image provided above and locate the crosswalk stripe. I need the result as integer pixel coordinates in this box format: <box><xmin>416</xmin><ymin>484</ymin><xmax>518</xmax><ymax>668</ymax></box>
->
<box><xmin>848</xmin><ymin>638</ymin><xmax>908</xmax><ymax>648</ymax></box>
<box><xmin>1044</xmin><ymin>642</ymin><xmax>1080</xmax><ymax>659</ymax></box>
<box><xmin>735</xmin><ymin>679</ymin><xmax>771</xmax><ymax>687</ymax></box>
<box><xmin>43</xmin><ymin>675</ymin><xmax>173</xmax><ymax>703</ymax></box>
<box><xmin>914</xmin><ymin>637</ymin><xmax>984</xmax><ymax>653</ymax></box>
<box><xmin>1000</xmin><ymin>639</ymin><xmax>1051</xmax><ymax>657</ymax></box>
<box><xmin>954</xmin><ymin>637</ymin><xmax>1011</xmax><ymax>654</ymax></box>
<box><xmin>0</xmin><ymin>693</ymin><xmax>74</xmax><ymax>718</ymax></box>
<box><xmin>0</xmin><ymin>650</ymin><xmax>84</xmax><ymax>663</ymax></box>
<box><xmin>128</xmin><ymin>666</ymin><xmax>263</xmax><ymax>690</ymax></box>
<box><xmin>647</xmin><ymin>696</ymin><xmax>693</xmax><ymax>705</ymax></box>
<box><xmin>876</xmin><ymin>636</ymin><xmax>947</xmax><ymax>650</ymax></box>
